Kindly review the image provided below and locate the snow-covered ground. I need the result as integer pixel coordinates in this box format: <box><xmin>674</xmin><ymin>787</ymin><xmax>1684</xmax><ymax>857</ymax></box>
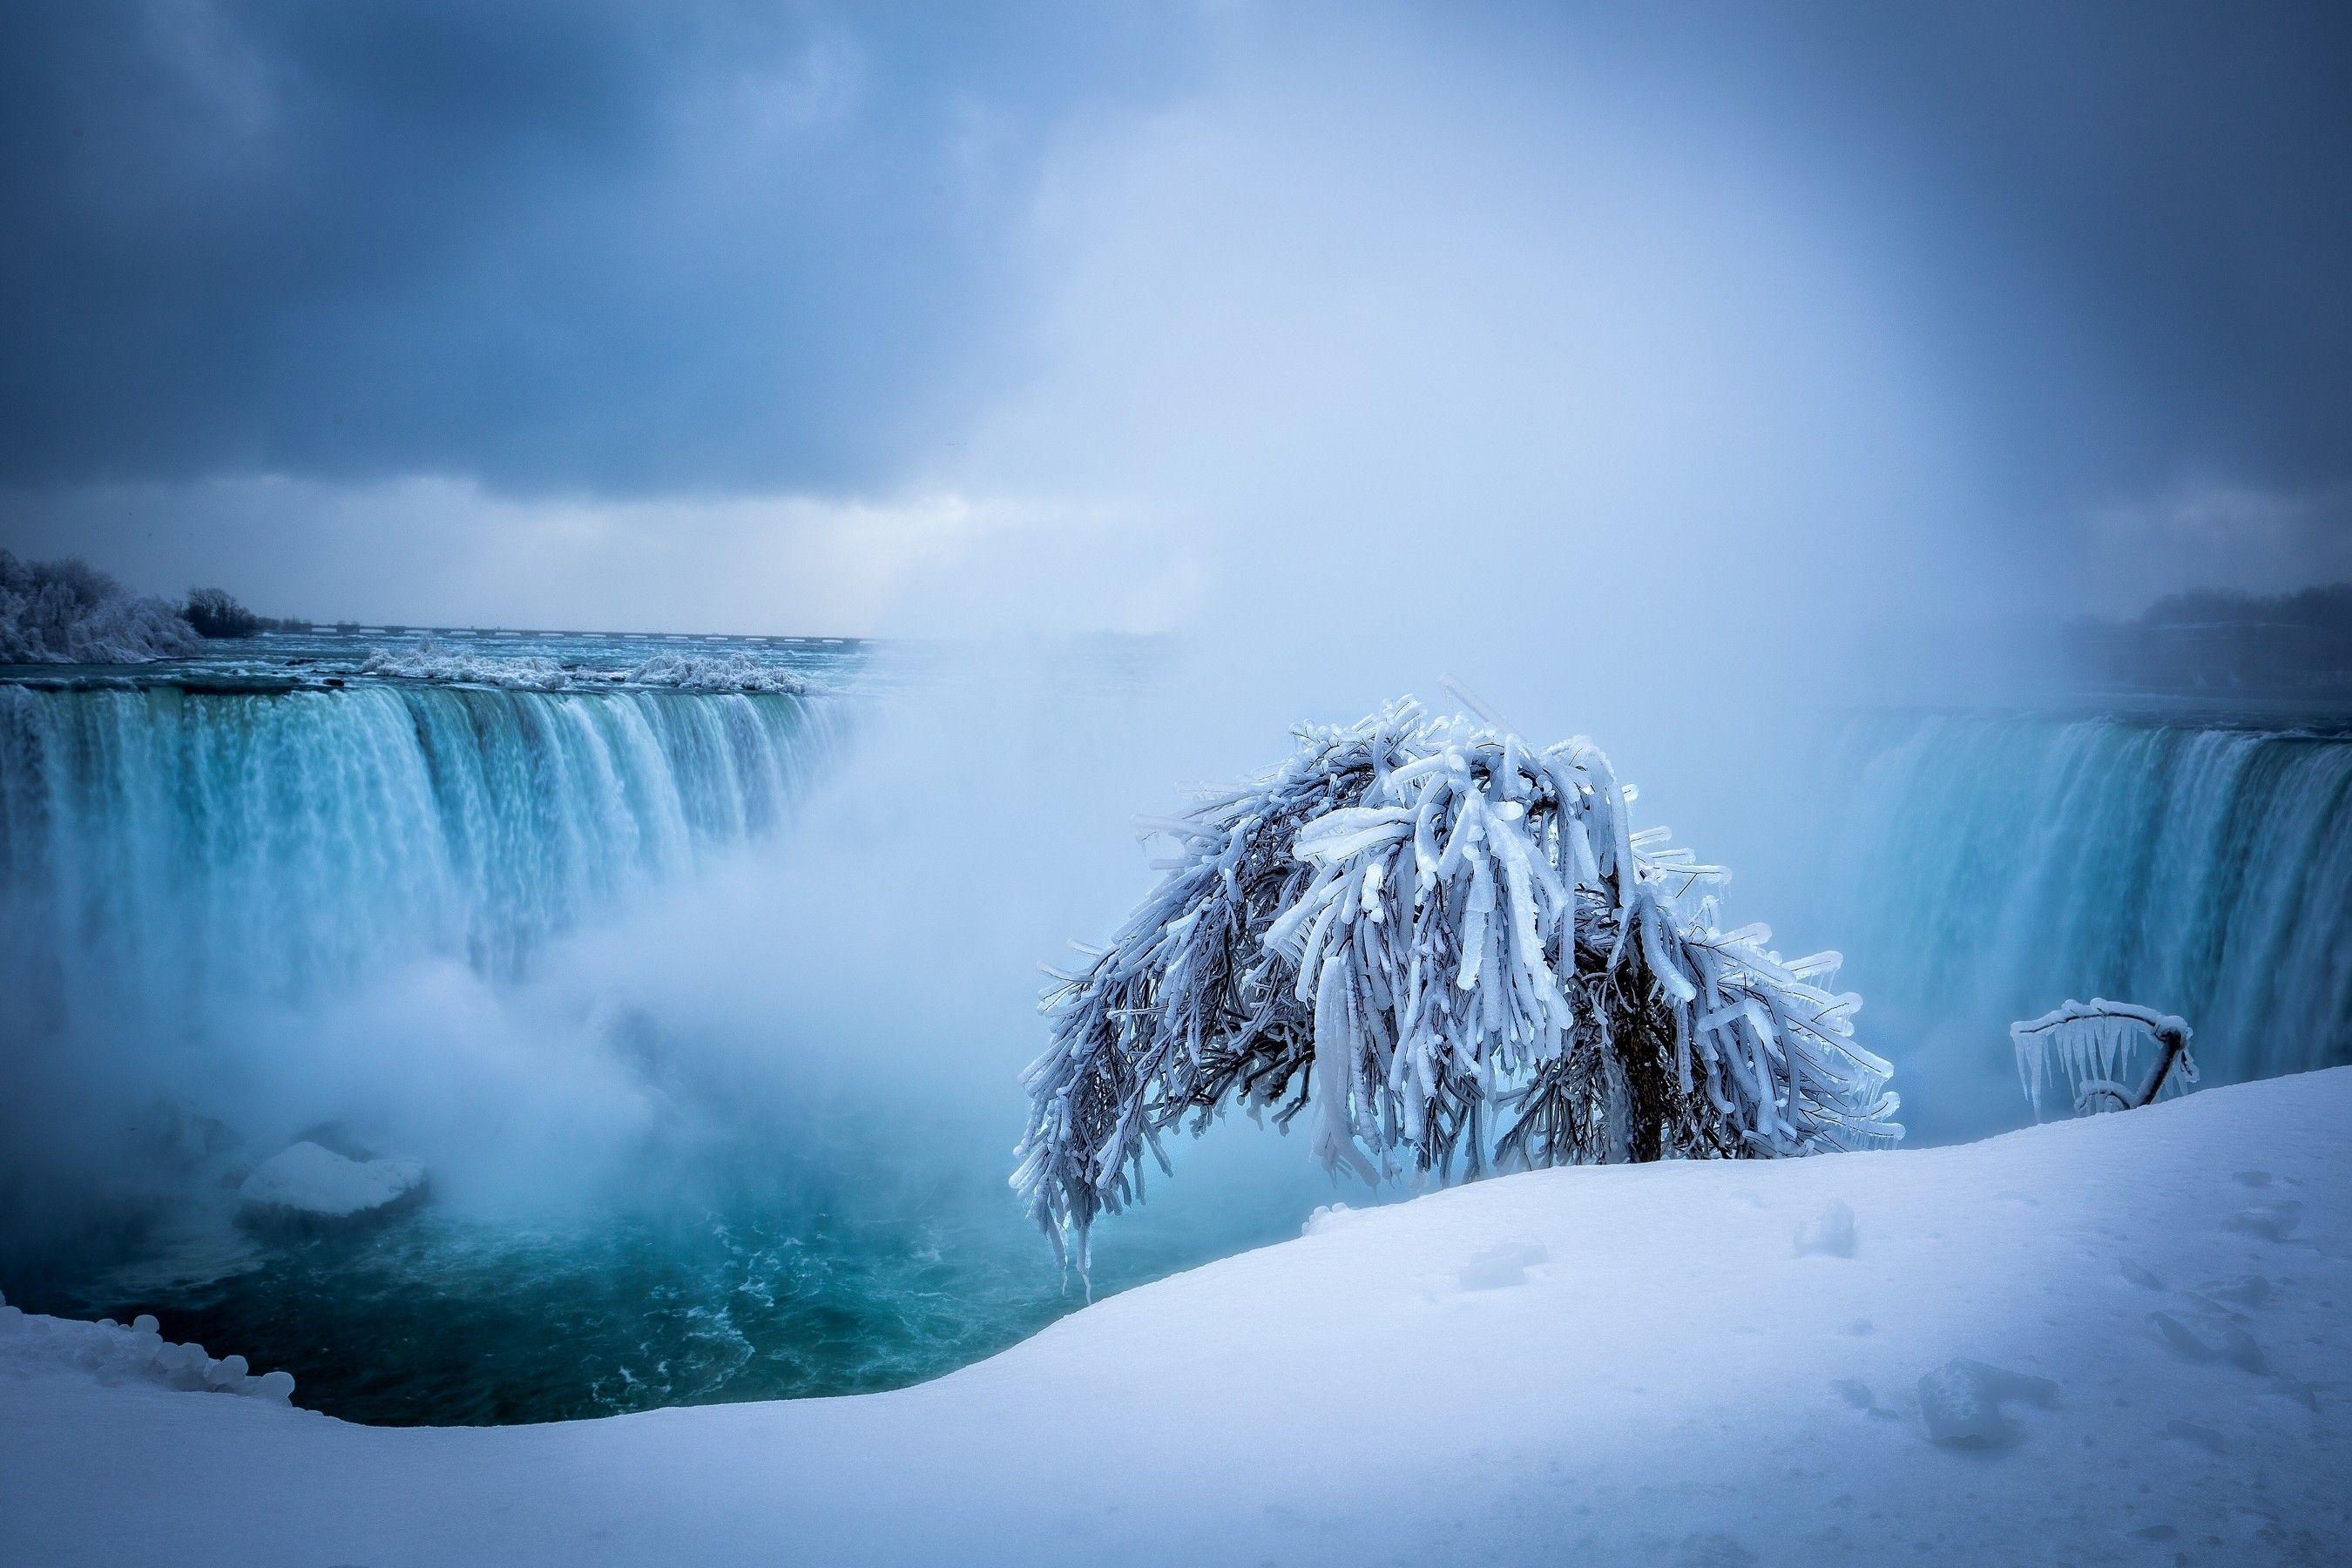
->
<box><xmin>5</xmin><ymin>1070</ymin><xmax>2347</xmax><ymax>1566</ymax></box>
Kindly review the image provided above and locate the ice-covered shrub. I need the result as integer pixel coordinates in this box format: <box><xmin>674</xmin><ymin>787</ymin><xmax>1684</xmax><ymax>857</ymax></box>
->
<box><xmin>182</xmin><ymin>587</ymin><xmax>263</xmax><ymax>639</ymax></box>
<box><xmin>1015</xmin><ymin>694</ymin><xmax>1902</xmax><ymax>1268</ymax></box>
<box><xmin>2012</xmin><ymin>998</ymin><xmax>2197</xmax><ymax>1118</ymax></box>
<box><xmin>0</xmin><ymin>551</ymin><xmax>199</xmax><ymax>664</ymax></box>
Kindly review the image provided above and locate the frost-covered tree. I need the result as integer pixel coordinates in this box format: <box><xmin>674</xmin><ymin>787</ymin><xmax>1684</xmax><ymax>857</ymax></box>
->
<box><xmin>1014</xmin><ymin>693</ymin><xmax>1903</xmax><ymax>1269</ymax></box>
<box><xmin>0</xmin><ymin>551</ymin><xmax>199</xmax><ymax>664</ymax></box>
<box><xmin>2011</xmin><ymin>999</ymin><xmax>2197</xmax><ymax>1118</ymax></box>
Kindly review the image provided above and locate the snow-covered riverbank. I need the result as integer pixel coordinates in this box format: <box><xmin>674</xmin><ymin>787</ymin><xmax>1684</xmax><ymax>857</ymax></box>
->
<box><xmin>6</xmin><ymin>1070</ymin><xmax>2347</xmax><ymax>1566</ymax></box>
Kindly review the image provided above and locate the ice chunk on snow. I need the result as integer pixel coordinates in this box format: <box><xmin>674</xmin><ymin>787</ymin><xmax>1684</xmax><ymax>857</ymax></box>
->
<box><xmin>237</xmin><ymin>1142</ymin><xmax>427</xmax><ymax>1228</ymax></box>
<box><xmin>1456</xmin><ymin>1241</ymin><xmax>1547</xmax><ymax>1291</ymax></box>
<box><xmin>1916</xmin><ymin>1359</ymin><xmax>2058</xmax><ymax>1449</ymax></box>
<box><xmin>1794</xmin><ymin>1200</ymin><xmax>1858</xmax><ymax>1258</ymax></box>
<box><xmin>1301</xmin><ymin>1203</ymin><xmax>1359</xmax><ymax>1238</ymax></box>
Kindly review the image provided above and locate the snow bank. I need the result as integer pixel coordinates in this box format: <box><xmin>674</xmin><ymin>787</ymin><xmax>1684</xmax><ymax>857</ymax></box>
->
<box><xmin>356</xmin><ymin>640</ymin><xmax>809</xmax><ymax>693</ymax></box>
<box><xmin>5</xmin><ymin>1069</ymin><xmax>2348</xmax><ymax>1565</ymax></box>
<box><xmin>235</xmin><ymin>1142</ymin><xmax>427</xmax><ymax>1228</ymax></box>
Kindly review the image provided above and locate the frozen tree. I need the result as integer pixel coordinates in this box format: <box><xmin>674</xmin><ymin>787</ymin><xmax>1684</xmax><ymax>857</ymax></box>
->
<box><xmin>2011</xmin><ymin>998</ymin><xmax>2197</xmax><ymax>1118</ymax></box>
<box><xmin>1014</xmin><ymin>692</ymin><xmax>1902</xmax><ymax>1270</ymax></box>
<box><xmin>0</xmin><ymin>551</ymin><xmax>199</xmax><ymax>664</ymax></box>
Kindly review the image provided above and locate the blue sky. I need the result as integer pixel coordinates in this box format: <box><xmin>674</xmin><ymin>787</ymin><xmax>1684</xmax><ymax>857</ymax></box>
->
<box><xmin>3</xmin><ymin>1</ymin><xmax>2347</xmax><ymax>634</ymax></box>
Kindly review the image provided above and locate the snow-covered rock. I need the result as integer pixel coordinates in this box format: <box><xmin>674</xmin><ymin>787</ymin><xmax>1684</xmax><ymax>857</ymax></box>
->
<box><xmin>5</xmin><ymin>1069</ymin><xmax>2349</xmax><ymax>1566</ymax></box>
<box><xmin>235</xmin><ymin>1142</ymin><xmax>426</xmax><ymax>1228</ymax></box>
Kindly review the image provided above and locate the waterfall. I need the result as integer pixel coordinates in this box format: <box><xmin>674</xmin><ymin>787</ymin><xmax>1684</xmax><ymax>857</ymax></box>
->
<box><xmin>0</xmin><ymin>680</ymin><xmax>844</xmax><ymax>1026</ymax></box>
<box><xmin>1828</xmin><ymin>712</ymin><xmax>2352</xmax><ymax>1112</ymax></box>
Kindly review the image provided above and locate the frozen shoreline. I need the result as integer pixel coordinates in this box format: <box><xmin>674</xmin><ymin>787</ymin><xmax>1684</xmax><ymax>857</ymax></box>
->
<box><xmin>5</xmin><ymin>1070</ymin><xmax>2348</xmax><ymax>1565</ymax></box>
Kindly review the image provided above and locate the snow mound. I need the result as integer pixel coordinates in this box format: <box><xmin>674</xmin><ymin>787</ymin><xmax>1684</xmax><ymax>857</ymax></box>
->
<box><xmin>5</xmin><ymin>1069</ymin><xmax>2349</xmax><ymax>1565</ymax></box>
<box><xmin>355</xmin><ymin>640</ymin><xmax>809</xmax><ymax>693</ymax></box>
<box><xmin>1915</xmin><ymin>1358</ymin><xmax>2058</xmax><ymax>1448</ymax></box>
<box><xmin>235</xmin><ymin>1142</ymin><xmax>426</xmax><ymax>1228</ymax></box>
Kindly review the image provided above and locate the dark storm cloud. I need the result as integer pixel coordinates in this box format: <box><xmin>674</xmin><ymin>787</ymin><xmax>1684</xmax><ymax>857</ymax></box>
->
<box><xmin>0</xmin><ymin>0</ymin><xmax>2346</xmax><ymax>520</ymax></box>
<box><xmin>0</xmin><ymin>0</ymin><xmax>1199</xmax><ymax>492</ymax></box>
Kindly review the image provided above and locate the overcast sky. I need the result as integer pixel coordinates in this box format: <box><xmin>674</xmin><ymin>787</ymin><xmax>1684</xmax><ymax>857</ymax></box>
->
<box><xmin>3</xmin><ymin>1</ymin><xmax>2347</xmax><ymax>633</ymax></box>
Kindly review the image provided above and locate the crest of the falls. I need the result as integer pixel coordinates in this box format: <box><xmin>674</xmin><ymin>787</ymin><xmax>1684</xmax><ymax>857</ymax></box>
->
<box><xmin>1825</xmin><ymin>710</ymin><xmax>2352</xmax><ymax>1130</ymax></box>
<box><xmin>0</xmin><ymin>679</ymin><xmax>846</xmax><ymax>1019</ymax></box>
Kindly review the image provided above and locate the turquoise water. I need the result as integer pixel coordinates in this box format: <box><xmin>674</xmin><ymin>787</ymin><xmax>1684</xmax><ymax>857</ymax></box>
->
<box><xmin>8</xmin><ymin>1128</ymin><xmax>1301</xmax><ymax>1427</ymax></box>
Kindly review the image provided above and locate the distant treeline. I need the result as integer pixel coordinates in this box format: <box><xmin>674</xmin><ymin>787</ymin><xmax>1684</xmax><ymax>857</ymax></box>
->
<box><xmin>1</xmin><ymin>551</ymin><xmax>308</xmax><ymax>664</ymax></box>
<box><xmin>2068</xmin><ymin>582</ymin><xmax>2352</xmax><ymax>693</ymax></box>
<box><xmin>182</xmin><ymin>585</ymin><xmax>313</xmax><ymax>639</ymax></box>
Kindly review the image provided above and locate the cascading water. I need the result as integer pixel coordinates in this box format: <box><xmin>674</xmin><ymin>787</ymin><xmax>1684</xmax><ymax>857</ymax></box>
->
<box><xmin>0</xmin><ymin>679</ymin><xmax>843</xmax><ymax>1017</ymax></box>
<box><xmin>1824</xmin><ymin>710</ymin><xmax>2352</xmax><ymax>1136</ymax></box>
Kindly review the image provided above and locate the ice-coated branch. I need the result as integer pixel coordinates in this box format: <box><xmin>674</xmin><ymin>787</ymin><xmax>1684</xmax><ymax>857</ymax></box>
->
<box><xmin>1014</xmin><ymin>697</ymin><xmax>1903</xmax><ymax>1271</ymax></box>
<box><xmin>2011</xmin><ymin>998</ymin><xmax>2198</xmax><ymax>1118</ymax></box>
